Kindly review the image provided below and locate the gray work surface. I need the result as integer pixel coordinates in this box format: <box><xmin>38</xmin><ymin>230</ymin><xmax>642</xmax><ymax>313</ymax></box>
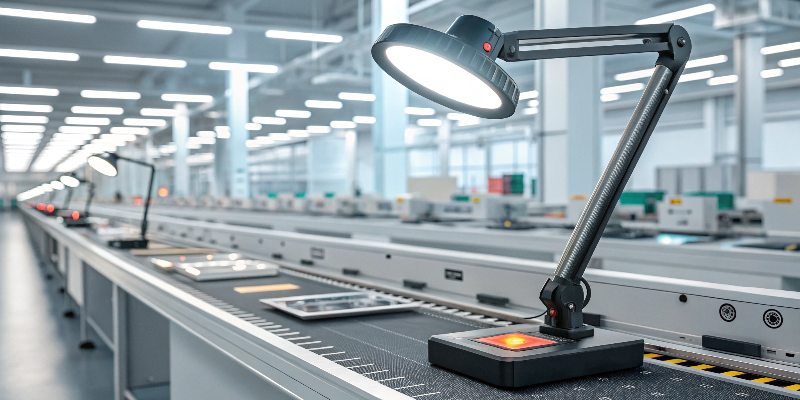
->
<box><xmin>122</xmin><ymin>251</ymin><xmax>794</xmax><ymax>399</ymax></box>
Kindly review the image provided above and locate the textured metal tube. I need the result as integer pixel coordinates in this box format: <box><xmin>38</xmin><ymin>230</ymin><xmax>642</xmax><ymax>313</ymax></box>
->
<box><xmin>555</xmin><ymin>65</ymin><xmax>673</xmax><ymax>284</ymax></box>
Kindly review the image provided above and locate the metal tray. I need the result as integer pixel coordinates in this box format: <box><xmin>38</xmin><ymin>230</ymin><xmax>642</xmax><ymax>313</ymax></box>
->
<box><xmin>260</xmin><ymin>291</ymin><xmax>420</xmax><ymax>320</ymax></box>
<box><xmin>150</xmin><ymin>253</ymin><xmax>279</xmax><ymax>281</ymax></box>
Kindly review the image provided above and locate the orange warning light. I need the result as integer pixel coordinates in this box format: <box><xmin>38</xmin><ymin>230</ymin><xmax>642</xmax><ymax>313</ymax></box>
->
<box><xmin>37</xmin><ymin>203</ymin><xmax>45</xmax><ymax>210</ymax></box>
<box><xmin>72</xmin><ymin>211</ymin><xmax>80</xmax><ymax>220</ymax></box>
<box><xmin>46</xmin><ymin>204</ymin><xmax>55</xmax><ymax>213</ymax></box>
<box><xmin>475</xmin><ymin>333</ymin><xmax>557</xmax><ymax>350</ymax></box>
<box><xmin>158</xmin><ymin>187</ymin><xmax>168</xmax><ymax>197</ymax></box>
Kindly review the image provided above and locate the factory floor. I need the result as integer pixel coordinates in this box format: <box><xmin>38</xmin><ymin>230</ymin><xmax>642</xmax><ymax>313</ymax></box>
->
<box><xmin>0</xmin><ymin>211</ymin><xmax>114</xmax><ymax>400</ymax></box>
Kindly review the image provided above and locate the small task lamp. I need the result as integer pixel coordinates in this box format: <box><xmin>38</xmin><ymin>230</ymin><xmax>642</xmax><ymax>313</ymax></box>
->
<box><xmin>59</xmin><ymin>173</ymin><xmax>95</xmax><ymax>228</ymax></box>
<box><xmin>39</xmin><ymin>180</ymin><xmax>65</xmax><ymax>215</ymax></box>
<box><xmin>88</xmin><ymin>153</ymin><xmax>156</xmax><ymax>249</ymax></box>
<box><xmin>373</xmin><ymin>16</ymin><xmax>691</xmax><ymax>387</ymax></box>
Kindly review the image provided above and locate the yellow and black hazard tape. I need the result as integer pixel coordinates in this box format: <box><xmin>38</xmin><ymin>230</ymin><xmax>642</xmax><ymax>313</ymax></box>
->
<box><xmin>645</xmin><ymin>353</ymin><xmax>800</xmax><ymax>391</ymax></box>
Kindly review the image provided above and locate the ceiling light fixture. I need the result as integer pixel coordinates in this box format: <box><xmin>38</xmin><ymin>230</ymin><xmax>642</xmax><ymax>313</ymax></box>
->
<box><xmin>59</xmin><ymin>126</ymin><xmax>101</xmax><ymax>134</ymax></box>
<box><xmin>600</xmin><ymin>93</ymin><xmax>621</xmax><ymax>102</ymax></box>
<box><xmin>306</xmin><ymin>126</ymin><xmax>330</xmax><ymax>134</ymax></box>
<box><xmin>71</xmin><ymin>106</ymin><xmax>124</xmax><ymax>115</ymax></box>
<box><xmin>330</xmin><ymin>121</ymin><xmax>357</xmax><ymax>129</ymax></box>
<box><xmin>518</xmin><ymin>90</ymin><xmax>538</xmax><ymax>100</ymax></box>
<box><xmin>140</xmin><ymin>108</ymin><xmax>179</xmax><ymax>117</ymax></box>
<box><xmin>137</xmin><ymin>20</ymin><xmax>232</xmax><ymax>35</ymax></box>
<box><xmin>161</xmin><ymin>93</ymin><xmax>213</xmax><ymax>103</ymax></box>
<box><xmin>275</xmin><ymin>110</ymin><xmax>311</xmax><ymax>118</ymax></box>
<box><xmin>305</xmin><ymin>100</ymin><xmax>342</xmax><ymax>109</ymax></box>
<box><xmin>417</xmin><ymin>118</ymin><xmax>442</xmax><ymax>127</ymax></box>
<box><xmin>761</xmin><ymin>68</ymin><xmax>784</xmax><ymax>78</ymax></box>
<box><xmin>338</xmin><ymin>92</ymin><xmax>375</xmax><ymax>101</ymax></box>
<box><xmin>103</xmin><ymin>55</ymin><xmax>187</xmax><ymax>68</ymax></box>
<box><xmin>110</xmin><ymin>127</ymin><xmax>149</xmax><ymax>135</ymax></box>
<box><xmin>352</xmin><ymin>116</ymin><xmax>376</xmax><ymax>124</ymax></box>
<box><xmin>266</xmin><ymin>30</ymin><xmax>342</xmax><ymax>43</ymax></box>
<box><xmin>600</xmin><ymin>83</ymin><xmax>645</xmax><ymax>95</ymax></box>
<box><xmin>635</xmin><ymin>3</ymin><xmax>715</xmax><ymax>25</ymax></box>
<box><xmin>81</xmin><ymin>90</ymin><xmax>140</xmax><ymax>100</ymax></box>
<box><xmin>707</xmin><ymin>75</ymin><xmax>738</xmax><ymax>86</ymax></box>
<box><xmin>208</xmin><ymin>62</ymin><xmax>278</xmax><ymax>73</ymax></box>
<box><xmin>0</xmin><ymin>115</ymin><xmax>48</xmax><ymax>123</ymax></box>
<box><xmin>678</xmin><ymin>70</ymin><xmax>714</xmax><ymax>82</ymax></box>
<box><xmin>123</xmin><ymin>118</ymin><xmax>166</xmax><ymax>127</ymax></box>
<box><xmin>0</xmin><ymin>86</ymin><xmax>59</xmax><ymax>96</ymax></box>
<box><xmin>245</xmin><ymin>123</ymin><xmax>262</xmax><ymax>130</ymax></box>
<box><xmin>2</xmin><ymin>124</ymin><xmax>45</xmax><ymax>132</ymax></box>
<box><xmin>65</xmin><ymin>116</ymin><xmax>110</xmax><ymax>125</ymax></box>
<box><xmin>778</xmin><ymin>57</ymin><xmax>800</xmax><ymax>68</ymax></box>
<box><xmin>0</xmin><ymin>103</ymin><xmax>52</xmax><ymax>112</ymax></box>
<box><xmin>761</xmin><ymin>41</ymin><xmax>800</xmax><ymax>55</ymax></box>
<box><xmin>252</xmin><ymin>116</ymin><xmax>286</xmax><ymax>125</ymax></box>
<box><xmin>0</xmin><ymin>48</ymin><xmax>79</xmax><ymax>61</ymax></box>
<box><xmin>404</xmin><ymin>107</ymin><xmax>435</xmax><ymax>115</ymax></box>
<box><xmin>0</xmin><ymin>7</ymin><xmax>96</xmax><ymax>23</ymax></box>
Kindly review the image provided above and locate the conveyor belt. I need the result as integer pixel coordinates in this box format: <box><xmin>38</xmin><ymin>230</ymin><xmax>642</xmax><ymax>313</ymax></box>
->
<box><xmin>113</xmin><ymin>246</ymin><xmax>799</xmax><ymax>399</ymax></box>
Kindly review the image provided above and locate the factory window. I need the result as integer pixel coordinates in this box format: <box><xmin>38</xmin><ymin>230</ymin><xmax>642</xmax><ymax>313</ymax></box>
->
<box><xmin>408</xmin><ymin>148</ymin><xmax>439</xmax><ymax>177</ymax></box>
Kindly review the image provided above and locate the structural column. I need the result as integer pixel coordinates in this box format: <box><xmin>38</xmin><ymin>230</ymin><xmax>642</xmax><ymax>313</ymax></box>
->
<box><xmin>172</xmin><ymin>102</ymin><xmax>189</xmax><ymax>197</ymax></box>
<box><xmin>540</xmin><ymin>0</ymin><xmax>602</xmax><ymax>204</ymax></box>
<box><xmin>371</xmin><ymin>0</ymin><xmax>409</xmax><ymax>198</ymax></box>
<box><xmin>437</xmin><ymin>117</ymin><xmax>451</xmax><ymax>177</ymax></box>
<box><xmin>215</xmin><ymin>6</ymin><xmax>249</xmax><ymax>199</ymax></box>
<box><xmin>734</xmin><ymin>30</ymin><xmax>764</xmax><ymax>195</ymax></box>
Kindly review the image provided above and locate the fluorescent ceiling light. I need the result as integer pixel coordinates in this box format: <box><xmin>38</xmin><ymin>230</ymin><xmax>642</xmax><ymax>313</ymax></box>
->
<box><xmin>353</xmin><ymin>116</ymin><xmax>375</xmax><ymax>124</ymax></box>
<box><xmin>110</xmin><ymin>126</ymin><xmax>149</xmax><ymax>135</ymax></box>
<box><xmin>686</xmin><ymin>55</ymin><xmax>727</xmax><ymax>68</ymax></box>
<box><xmin>289</xmin><ymin>130</ymin><xmax>310</xmax><ymax>138</ymax></box>
<box><xmin>636</xmin><ymin>3</ymin><xmax>715</xmax><ymax>25</ymax></box>
<box><xmin>197</xmin><ymin>130</ymin><xmax>215</xmax><ymax>138</ymax></box>
<box><xmin>707</xmin><ymin>75</ymin><xmax>738</xmax><ymax>86</ymax></box>
<box><xmin>0</xmin><ymin>7</ymin><xmax>96</xmax><ymax>23</ymax></box>
<box><xmin>0</xmin><ymin>48</ymin><xmax>79</xmax><ymax>61</ymax></box>
<box><xmin>2</xmin><ymin>124</ymin><xmax>45</xmax><ymax>132</ymax></box>
<box><xmin>161</xmin><ymin>93</ymin><xmax>213</xmax><ymax>103</ymax></box>
<box><xmin>123</xmin><ymin>118</ymin><xmax>166</xmax><ymax>127</ymax></box>
<box><xmin>208</xmin><ymin>62</ymin><xmax>277</xmax><ymax>73</ymax></box>
<box><xmin>678</xmin><ymin>70</ymin><xmax>714</xmax><ymax>82</ymax></box>
<box><xmin>255</xmin><ymin>136</ymin><xmax>274</xmax><ymax>143</ymax></box>
<box><xmin>761</xmin><ymin>68</ymin><xmax>784</xmax><ymax>79</ymax></box>
<box><xmin>186</xmin><ymin>142</ymin><xmax>202</xmax><ymax>149</ymax></box>
<box><xmin>102</xmin><ymin>133</ymin><xmax>136</xmax><ymax>142</ymax></box>
<box><xmin>65</xmin><ymin>117</ymin><xmax>110</xmax><ymax>125</ymax></box>
<box><xmin>527</xmin><ymin>99</ymin><xmax>539</xmax><ymax>108</ymax></box>
<box><xmin>59</xmin><ymin>125</ymin><xmax>100</xmax><ymax>134</ymax></box>
<box><xmin>600</xmin><ymin>93</ymin><xmax>621</xmax><ymax>102</ymax></box>
<box><xmin>270</xmin><ymin>133</ymin><xmax>292</xmax><ymax>141</ymax></box>
<box><xmin>215</xmin><ymin>126</ymin><xmax>230</xmax><ymax>138</ymax></box>
<box><xmin>614</xmin><ymin>68</ymin><xmax>655</xmax><ymax>81</ymax></box>
<box><xmin>2</xmin><ymin>132</ymin><xmax>42</xmax><ymax>139</ymax></box>
<box><xmin>305</xmin><ymin>100</ymin><xmax>342</xmax><ymax>109</ymax></box>
<box><xmin>266</xmin><ymin>30</ymin><xmax>342</xmax><ymax>43</ymax></box>
<box><xmin>761</xmin><ymin>41</ymin><xmax>800</xmax><ymax>55</ymax></box>
<box><xmin>417</xmin><ymin>118</ymin><xmax>441</xmax><ymax>127</ymax></box>
<box><xmin>457</xmin><ymin>118</ymin><xmax>480</xmax><ymax>127</ymax></box>
<box><xmin>140</xmin><ymin>108</ymin><xmax>178</xmax><ymax>117</ymax></box>
<box><xmin>81</xmin><ymin>90</ymin><xmax>140</xmax><ymax>100</ymax></box>
<box><xmin>600</xmin><ymin>83</ymin><xmax>644</xmax><ymax>95</ymax></box>
<box><xmin>522</xmin><ymin>107</ymin><xmax>539</xmax><ymax>115</ymax></box>
<box><xmin>778</xmin><ymin>57</ymin><xmax>800</xmax><ymax>68</ymax></box>
<box><xmin>405</xmin><ymin>107</ymin><xmax>435</xmax><ymax>115</ymax></box>
<box><xmin>519</xmin><ymin>90</ymin><xmax>538</xmax><ymax>100</ymax></box>
<box><xmin>330</xmin><ymin>121</ymin><xmax>357</xmax><ymax>129</ymax></box>
<box><xmin>252</xmin><ymin>116</ymin><xmax>286</xmax><ymax>125</ymax></box>
<box><xmin>306</xmin><ymin>126</ymin><xmax>331</xmax><ymax>134</ymax></box>
<box><xmin>104</xmin><ymin>55</ymin><xmax>186</xmax><ymax>68</ymax></box>
<box><xmin>0</xmin><ymin>103</ymin><xmax>52</xmax><ymax>112</ymax></box>
<box><xmin>0</xmin><ymin>86</ymin><xmax>59</xmax><ymax>96</ymax></box>
<box><xmin>71</xmin><ymin>106</ymin><xmax>124</xmax><ymax>115</ymax></box>
<box><xmin>245</xmin><ymin>123</ymin><xmax>262</xmax><ymax>130</ymax></box>
<box><xmin>2</xmin><ymin>138</ymin><xmax>39</xmax><ymax>144</ymax></box>
<box><xmin>446</xmin><ymin>113</ymin><xmax>474</xmax><ymax>120</ymax></box>
<box><xmin>137</xmin><ymin>20</ymin><xmax>232</xmax><ymax>35</ymax></box>
<box><xmin>0</xmin><ymin>115</ymin><xmax>48</xmax><ymax>123</ymax></box>
<box><xmin>245</xmin><ymin>140</ymin><xmax>262</xmax><ymax>148</ymax></box>
<box><xmin>275</xmin><ymin>110</ymin><xmax>311</xmax><ymax>118</ymax></box>
<box><xmin>338</xmin><ymin>92</ymin><xmax>375</xmax><ymax>101</ymax></box>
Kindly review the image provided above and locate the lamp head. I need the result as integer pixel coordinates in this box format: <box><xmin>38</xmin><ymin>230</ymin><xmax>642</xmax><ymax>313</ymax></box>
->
<box><xmin>371</xmin><ymin>15</ymin><xmax>518</xmax><ymax>119</ymax></box>
<box><xmin>50</xmin><ymin>180</ymin><xmax>65</xmax><ymax>190</ymax></box>
<box><xmin>88</xmin><ymin>153</ymin><xmax>119</xmax><ymax>177</ymax></box>
<box><xmin>60</xmin><ymin>174</ymin><xmax>81</xmax><ymax>188</ymax></box>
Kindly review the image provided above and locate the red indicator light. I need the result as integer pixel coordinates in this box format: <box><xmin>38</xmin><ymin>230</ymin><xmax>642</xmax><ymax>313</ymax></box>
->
<box><xmin>483</xmin><ymin>42</ymin><xmax>492</xmax><ymax>52</ymax></box>
<box><xmin>46</xmin><ymin>204</ymin><xmax>55</xmax><ymax>213</ymax></box>
<box><xmin>158</xmin><ymin>187</ymin><xmax>168</xmax><ymax>197</ymax></box>
<box><xmin>37</xmin><ymin>203</ymin><xmax>45</xmax><ymax>210</ymax></box>
<box><xmin>72</xmin><ymin>211</ymin><xmax>80</xmax><ymax>220</ymax></box>
<box><xmin>549</xmin><ymin>308</ymin><xmax>557</xmax><ymax>318</ymax></box>
<box><xmin>179</xmin><ymin>256</ymin><xmax>186</xmax><ymax>261</ymax></box>
<box><xmin>476</xmin><ymin>333</ymin><xmax>557</xmax><ymax>350</ymax></box>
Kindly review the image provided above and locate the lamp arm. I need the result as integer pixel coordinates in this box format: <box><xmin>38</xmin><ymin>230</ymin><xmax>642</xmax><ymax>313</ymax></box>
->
<box><xmin>63</xmin><ymin>187</ymin><xmax>73</xmax><ymax>210</ymax></box>
<box><xmin>84</xmin><ymin>182</ymin><xmax>95</xmax><ymax>216</ymax></box>
<box><xmin>140</xmin><ymin>165</ymin><xmax>155</xmax><ymax>239</ymax></box>
<box><xmin>115</xmin><ymin>154</ymin><xmax>154</xmax><ymax>169</ymax></box>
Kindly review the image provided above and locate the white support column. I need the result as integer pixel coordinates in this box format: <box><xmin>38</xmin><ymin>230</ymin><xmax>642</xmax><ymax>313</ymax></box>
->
<box><xmin>371</xmin><ymin>0</ymin><xmax>409</xmax><ymax>198</ymax></box>
<box><xmin>437</xmin><ymin>117</ymin><xmax>451</xmax><ymax>177</ymax></box>
<box><xmin>734</xmin><ymin>31</ymin><xmax>764</xmax><ymax>195</ymax></box>
<box><xmin>172</xmin><ymin>102</ymin><xmax>189</xmax><ymax>197</ymax></box>
<box><xmin>541</xmin><ymin>0</ymin><xmax>602</xmax><ymax>205</ymax></box>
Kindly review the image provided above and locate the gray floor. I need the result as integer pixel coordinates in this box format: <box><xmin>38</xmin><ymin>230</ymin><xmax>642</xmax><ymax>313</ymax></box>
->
<box><xmin>0</xmin><ymin>211</ymin><xmax>114</xmax><ymax>400</ymax></box>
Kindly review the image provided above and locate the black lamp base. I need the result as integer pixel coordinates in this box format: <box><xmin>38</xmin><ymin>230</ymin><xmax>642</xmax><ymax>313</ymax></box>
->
<box><xmin>107</xmin><ymin>238</ymin><xmax>149</xmax><ymax>249</ymax></box>
<box><xmin>64</xmin><ymin>218</ymin><xmax>91</xmax><ymax>228</ymax></box>
<box><xmin>428</xmin><ymin>324</ymin><xmax>643</xmax><ymax>388</ymax></box>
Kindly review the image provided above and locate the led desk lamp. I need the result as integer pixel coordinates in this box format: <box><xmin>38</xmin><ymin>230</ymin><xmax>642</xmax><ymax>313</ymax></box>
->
<box><xmin>373</xmin><ymin>16</ymin><xmax>690</xmax><ymax>387</ymax></box>
<box><xmin>39</xmin><ymin>180</ymin><xmax>66</xmax><ymax>216</ymax></box>
<box><xmin>88</xmin><ymin>153</ymin><xmax>156</xmax><ymax>249</ymax></box>
<box><xmin>59</xmin><ymin>173</ymin><xmax>95</xmax><ymax>228</ymax></box>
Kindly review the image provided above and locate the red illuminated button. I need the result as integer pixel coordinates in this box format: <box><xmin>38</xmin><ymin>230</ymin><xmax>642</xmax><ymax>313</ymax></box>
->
<box><xmin>72</xmin><ymin>211</ymin><xmax>80</xmax><ymax>220</ymax></box>
<box><xmin>475</xmin><ymin>333</ymin><xmax>557</xmax><ymax>350</ymax></box>
<box><xmin>548</xmin><ymin>308</ymin><xmax>557</xmax><ymax>318</ymax></box>
<box><xmin>47</xmin><ymin>204</ymin><xmax>55</xmax><ymax>212</ymax></box>
<box><xmin>483</xmin><ymin>42</ymin><xmax>492</xmax><ymax>52</ymax></box>
<box><xmin>37</xmin><ymin>203</ymin><xmax>45</xmax><ymax>210</ymax></box>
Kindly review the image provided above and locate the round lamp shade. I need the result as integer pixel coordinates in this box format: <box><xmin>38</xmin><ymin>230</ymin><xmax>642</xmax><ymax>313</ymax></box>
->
<box><xmin>50</xmin><ymin>180</ymin><xmax>65</xmax><ymax>190</ymax></box>
<box><xmin>60</xmin><ymin>175</ymin><xmax>81</xmax><ymax>188</ymax></box>
<box><xmin>371</xmin><ymin>16</ymin><xmax>519</xmax><ymax>119</ymax></box>
<box><xmin>88</xmin><ymin>153</ymin><xmax>118</xmax><ymax>177</ymax></box>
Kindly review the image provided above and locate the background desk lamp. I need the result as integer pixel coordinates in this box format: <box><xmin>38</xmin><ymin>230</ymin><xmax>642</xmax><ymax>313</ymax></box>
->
<box><xmin>373</xmin><ymin>16</ymin><xmax>690</xmax><ymax>387</ymax></box>
<box><xmin>40</xmin><ymin>180</ymin><xmax>65</xmax><ymax>215</ymax></box>
<box><xmin>59</xmin><ymin>173</ymin><xmax>95</xmax><ymax>228</ymax></box>
<box><xmin>88</xmin><ymin>153</ymin><xmax>156</xmax><ymax>249</ymax></box>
